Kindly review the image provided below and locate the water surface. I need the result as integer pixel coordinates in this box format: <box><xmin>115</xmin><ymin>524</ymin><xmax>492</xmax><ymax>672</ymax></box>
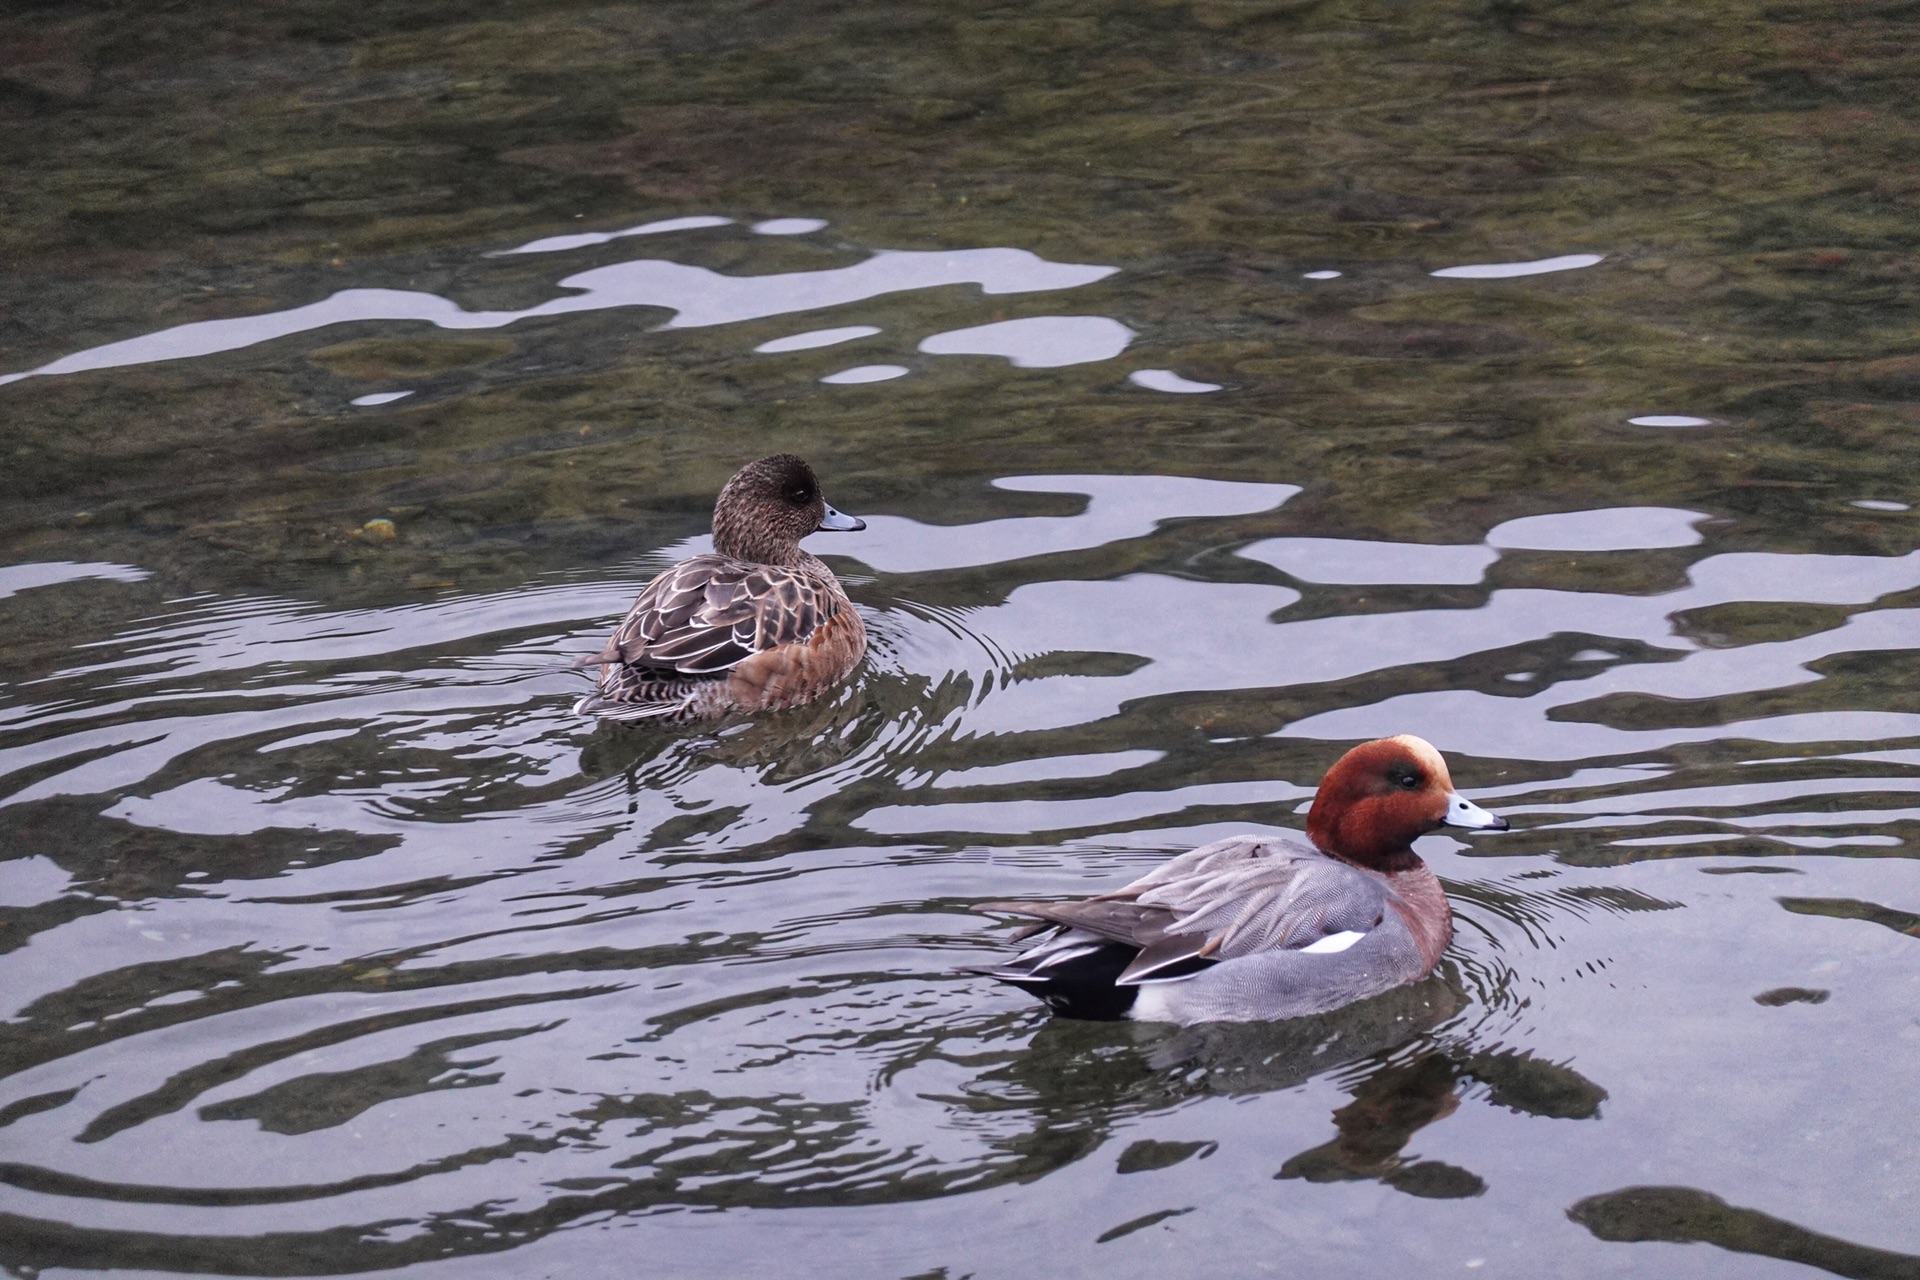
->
<box><xmin>3</xmin><ymin>1</ymin><xmax>1919</xmax><ymax>1277</ymax></box>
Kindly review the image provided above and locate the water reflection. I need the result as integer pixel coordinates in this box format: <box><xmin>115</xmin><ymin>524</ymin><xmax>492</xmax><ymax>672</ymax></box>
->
<box><xmin>918</xmin><ymin>315</ymin><xmax>1133</xmax><ymax>368</ymax></box>
<box><xmin>0</xmin><ymin>237</ymin><xmax>1117</xmax><ymax>388</ymax></box>
<box><xmin>1570</xmin><ymin>1185</ymin><xmax>1920</xmax><ymax>1278</ymax></box>
<box><xmin>1144</xmin><ymin>985</ymin><xmax>1604</xmax><ymax>1201</ymax></box>
<box><xmin>0</xmin><ymin>989</ymin><xmax>1554</xmax><ymax>1275</ymax></box>
<box><xmin>750</xmin><ymin>217</ymin><xmax>829</xmax><ymax>236</ymax></box>
<box><xmin>0</xmin><ymin>561</ymin><xmax>150</xmax><ymax>599</ymax></box>
<box><xmin>1430</xmin><ymin>252</ymin><xmax>1606</xmax><ymax>279</ymax></box>
<box><xmin>837</xmin><ymin>472</ymin><xmax>1296</xmax><ymax>574</ymax></box>
<box><xmin>753</xmin><ymin>324</ymin><xmax>881</xmax><ymax>353</ymax></box>
<box><xmin>1128</xmin><ymin>369</ymin><xmax>1221</xmax><ymax>393</ymax></box>
<box><xmin>7</xmin><ymin>0</ymin><xmax>1920</xmax><ymax>1264</ymax></box>
<box><xmin>1</xmin><ymin>478</ymin><xmax>1918</xmax><ymax>1272</ymax></box>
<box><xmin>821</xmin><ymin>364</ymin><xmax>908</xmax><ymax>384</ymax></box>
<box><xmin>496</xmin><ymin>214</ymin><xmax>737</xmax><ymax>256</ymax></box>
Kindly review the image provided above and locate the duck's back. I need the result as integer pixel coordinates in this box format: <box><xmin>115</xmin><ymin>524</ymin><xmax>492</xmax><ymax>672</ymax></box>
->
<box><xmin>977</xmin><ymin>835</ymin><xmax>1452</xmax><ymax>1024</ymax></box>
<box><xmin>575</xmin><ymin>550</ymin><xmax>864</xmax><ymax>720</ymax></box>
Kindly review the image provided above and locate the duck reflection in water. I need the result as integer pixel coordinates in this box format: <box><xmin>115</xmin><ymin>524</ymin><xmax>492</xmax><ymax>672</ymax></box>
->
<box><xmin>1272</xmin><ymin>1034</ymin><xmax>1608</xmax><ymax>1199</ymax></box>
<box><xmin>1571</xmin><ymin>1184</ymin><xmax>1920</xmax><ymax>1275</ymax></box>
<box><xmin>978</xmin><ymin>976</ymin><xmax>1605</xmax><ymax>1200</ymax></box>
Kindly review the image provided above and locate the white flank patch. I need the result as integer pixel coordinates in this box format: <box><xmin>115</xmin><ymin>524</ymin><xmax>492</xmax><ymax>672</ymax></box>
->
<box><xmin>1128</xmin><ymin>984</ymin><xmax>1180</xmax><ymax>1023</ymax></box>
<box><xmin>1301</xmin><ymin>930</ymin><xmax>1366</xmax><ymax>954</ymax></box>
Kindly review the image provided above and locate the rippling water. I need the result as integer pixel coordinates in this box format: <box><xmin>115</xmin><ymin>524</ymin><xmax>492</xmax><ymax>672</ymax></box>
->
<box><xmin>5</xmin><ymin>0</ymin><xmax>1920</xmax><ymax>1275</ymax></box>
<box><xmin>6</xmin><ymin>475</ymin><xmax>1920</xmax><ymax>1276</ymax></box>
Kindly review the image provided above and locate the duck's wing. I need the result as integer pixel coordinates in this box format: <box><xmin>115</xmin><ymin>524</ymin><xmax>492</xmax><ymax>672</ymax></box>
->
<box><xmin>979</xmin><ymin>836</ymin><xmax>1392</xmax><ymax>985</ymax></box>
<box><xmin>575</xmin><ymin>554</ymin><xmax>839</xmax><ymax>675</ymax></box>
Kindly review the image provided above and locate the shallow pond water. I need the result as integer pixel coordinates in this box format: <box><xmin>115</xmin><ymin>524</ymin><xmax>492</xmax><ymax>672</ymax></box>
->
<box><xmin>3</xmin><ymin>2</ymin><xmax>1920</xmax><ymax>1277</ymax></box>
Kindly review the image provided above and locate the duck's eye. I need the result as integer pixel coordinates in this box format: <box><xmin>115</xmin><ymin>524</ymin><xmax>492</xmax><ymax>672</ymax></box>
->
<box><xmin>785</xmin><ymin>486</ymin><xmax>813</xmax><ymax>505</ymax></box>
<box><xmin>1394</xmin><ymin>771</ymin><xmax>1421</xmax><ymax>790</ymax></box>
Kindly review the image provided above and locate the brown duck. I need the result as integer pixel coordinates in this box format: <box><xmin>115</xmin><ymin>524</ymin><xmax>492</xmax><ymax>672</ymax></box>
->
<box><xmin>573</xmin><ymin>455</ymin><xmax>868</xmax><ymax>721</ymax></box>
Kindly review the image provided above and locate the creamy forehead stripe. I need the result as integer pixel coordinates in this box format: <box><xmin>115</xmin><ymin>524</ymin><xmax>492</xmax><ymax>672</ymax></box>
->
<box><xmin>1385</xmin><ymin>733</ymin><xmax>1451</xmax><ymax>786</ymax></box>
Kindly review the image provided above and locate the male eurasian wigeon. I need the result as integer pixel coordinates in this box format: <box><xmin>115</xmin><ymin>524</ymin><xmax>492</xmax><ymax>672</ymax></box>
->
<box><xmin>973</xmin><ymin>735</ymin><xmax>1507</xmax><ymax>1024</ymax></box>
<box><xmin>573</xmin><ymin>454</ymin><xmax>867</xmax><ymax>720</ymax></box>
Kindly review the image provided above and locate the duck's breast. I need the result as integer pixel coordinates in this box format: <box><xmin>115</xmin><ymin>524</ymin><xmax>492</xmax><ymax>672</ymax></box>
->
<box><xmin>1380</xmin><ymin>863</ymin><xmax>1453</xmax><ymax>972</ymax></box>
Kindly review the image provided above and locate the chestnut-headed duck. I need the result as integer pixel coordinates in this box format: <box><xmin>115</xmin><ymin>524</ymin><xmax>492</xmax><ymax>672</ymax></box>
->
<box><xmin>573</xmin><ymin>454</ymin><xmax>868</xmax><ymax>721</ymax></box>
<box><xmin>973</xmin><ymin>735</ymin><xmax>1507</xmax><ymax>1024</ymax></box>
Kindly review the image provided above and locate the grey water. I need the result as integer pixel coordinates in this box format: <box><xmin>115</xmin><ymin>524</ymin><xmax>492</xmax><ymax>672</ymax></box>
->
<box><xmin>3</xmin><ymin>1</ymin><xmax>1920</xmax><ymax>1277</ymax></box>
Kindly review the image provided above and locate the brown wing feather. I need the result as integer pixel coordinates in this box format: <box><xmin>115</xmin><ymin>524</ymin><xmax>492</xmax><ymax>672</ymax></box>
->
<box><xmin>590</xmin><ymin>554</ymin><xmax>840</xmax><ymax>677</ymax></box>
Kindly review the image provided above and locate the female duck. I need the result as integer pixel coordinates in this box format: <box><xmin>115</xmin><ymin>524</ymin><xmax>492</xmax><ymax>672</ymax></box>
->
<box><xmin>574</xmin><ymin>454</ymin><xmax>868</xmax><ymax>721</ymax></box>
<box><xmin>973</xmin><ymin>735</ymin><xmax>1506</xmax><ymax>1024</ymax></box>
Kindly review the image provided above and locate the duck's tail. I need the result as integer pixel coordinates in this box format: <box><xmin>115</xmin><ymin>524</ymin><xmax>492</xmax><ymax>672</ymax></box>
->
<box><xmin>572</xmin><ymin>657</ymin><xmax>716</xmax><ymax>722</ymax></box>
<box><xmin>965</xmin><ymin>923</ymin><xmax>1142</xmax><ymax>1021</ymax></box>
<box><xmin>572</xmin><ymin>692</ymin><xmax>689</xmax><ymax>722</ymax></box>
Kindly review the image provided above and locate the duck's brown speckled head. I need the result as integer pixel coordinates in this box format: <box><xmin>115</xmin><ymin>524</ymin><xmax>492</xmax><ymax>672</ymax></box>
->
<box><xmin>711</xmin><ymin>454</ymin><xmax>865</xmax><ymax>564</ymax></box>
<box><xmin>1306</xmin><ymin>734</ymin><xmax>1507</xmax><ymax>869</ymax></box>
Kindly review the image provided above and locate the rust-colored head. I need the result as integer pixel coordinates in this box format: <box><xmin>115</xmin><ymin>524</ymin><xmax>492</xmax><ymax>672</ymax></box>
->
<box><xmin>1305</xmin><ymin>735</ymin><xmax>1506</xmax><ymax>868</ymax></box>
<box><xmin>711</xmin><ymin>454</ymin><xmax>864</xmax><ymax>564</ymax></box>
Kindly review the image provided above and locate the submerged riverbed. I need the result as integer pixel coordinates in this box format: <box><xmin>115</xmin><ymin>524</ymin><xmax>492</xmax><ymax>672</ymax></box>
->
<box><xmin>2</xmin><ymin>2</ymin><xmax>1919</xmax><ymax>1276</ymax></box>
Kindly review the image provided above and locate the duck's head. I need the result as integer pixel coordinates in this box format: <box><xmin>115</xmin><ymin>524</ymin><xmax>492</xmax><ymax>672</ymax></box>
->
<box><xmin>1306</xmin><ymin>734</ymin><xmax>1507</xmax><ymax>868</ymax></box>
<box><xmin>712</xmin><ymin>454</ymin><xmax>865</xmax><ymax>564</ymax></box>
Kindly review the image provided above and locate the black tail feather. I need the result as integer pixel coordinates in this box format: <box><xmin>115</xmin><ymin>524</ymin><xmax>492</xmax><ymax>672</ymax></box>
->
<box><xmin>978</xmin><ymin>940</ymin><xmax>1141</xmax><ymax>1021</ymax></box>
